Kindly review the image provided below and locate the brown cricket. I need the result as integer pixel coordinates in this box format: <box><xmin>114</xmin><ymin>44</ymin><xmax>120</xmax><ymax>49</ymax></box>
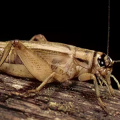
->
<box><xmin>0</xmin><ymin>34</ymin><xmax>120</xmax><ymax>112</ymax></box>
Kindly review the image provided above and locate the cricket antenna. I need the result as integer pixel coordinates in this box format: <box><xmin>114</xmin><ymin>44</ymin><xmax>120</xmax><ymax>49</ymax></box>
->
<box><xmin>107</xmin><ymin>0</ymin><xmax>110</xmax><ymax>55</ymax></box>
<box><xmin>114</xmin><ymin>60</ymin><xmax>120</xmax><ymax>63</ymax></box>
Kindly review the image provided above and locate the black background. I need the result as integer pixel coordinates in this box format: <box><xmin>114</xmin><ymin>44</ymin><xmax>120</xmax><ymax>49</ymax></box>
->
<box><xmin>0</xmin><ymin>1</ymin><xmax>120</xmax><ymax>89</ymax></box>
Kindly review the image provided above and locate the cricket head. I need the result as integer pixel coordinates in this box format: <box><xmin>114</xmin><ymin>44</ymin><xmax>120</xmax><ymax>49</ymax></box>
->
<box><xmin>93</xmin><ymin>52</ymin><xmax>120</xmax><ymax>95</ymax></box>
<box><xmin>94</xmin><ymin>52</ymin><xmax>113</xmax><ymax>76</ymax></box>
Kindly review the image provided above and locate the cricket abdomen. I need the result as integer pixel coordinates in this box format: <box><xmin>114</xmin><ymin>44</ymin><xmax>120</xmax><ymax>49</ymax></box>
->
<box><xmin>0</xmin><ymin>63</ymin><xmax>34</xmax><ymax>78</ymax></box>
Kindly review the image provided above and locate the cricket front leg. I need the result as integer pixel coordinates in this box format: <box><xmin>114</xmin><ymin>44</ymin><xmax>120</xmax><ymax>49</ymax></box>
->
<box><xmin>12</xmin><ymin>40</ymin><xmax>55</xmax><ymax>93</ymax></box>
<box><xmin>78</xmin><ymin>73</ymin><xmax>108</xmax><ymax>113</ymax></box>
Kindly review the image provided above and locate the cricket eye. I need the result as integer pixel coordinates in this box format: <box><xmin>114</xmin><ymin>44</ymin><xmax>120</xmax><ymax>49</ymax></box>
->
<box><xmin>98</xmin><ymin>56</ymin><xmax>105</xmax><ymax>67</ymax></box>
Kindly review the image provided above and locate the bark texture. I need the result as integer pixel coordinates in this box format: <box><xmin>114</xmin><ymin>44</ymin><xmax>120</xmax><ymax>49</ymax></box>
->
<box><xmin>0</xmin><ymin>74</ymin><xmax>120</xmax><ymax>120</ymax></box>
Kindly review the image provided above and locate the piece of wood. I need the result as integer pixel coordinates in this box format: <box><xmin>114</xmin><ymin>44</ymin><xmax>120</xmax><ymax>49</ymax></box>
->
<box><xmin>0</xmin><ymin>74</ymin><xmax>120</xmax><ymax>120</ymax></box>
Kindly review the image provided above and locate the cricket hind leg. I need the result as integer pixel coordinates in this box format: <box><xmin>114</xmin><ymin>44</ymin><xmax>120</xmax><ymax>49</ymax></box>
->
<box><xmin>0</xmin><ymin>40</ymin><xmax>55</xmax><ymax>95</ymax></box>
<box><xmin>29</xmin><ymin>34</ymin><xmax>48</xmax><ymax>42</ymax></box>
<box><xmin>12</xmin><ymin>40</ymin><xmax>55</xmax><ymax>93</ymax></box>
<box><xmin>78</xmin><ymin>73</ymin><xmax>108</xmax><ymax>113</ymax></box>
<box><xmin>27</xmin><ymin>72</ymin><xmax>55</xmax><ymax>93</ymax></box>
<box><xmin>0</xmin><ymin>41</ymin><xmax>12</xmax><ymax>67</ymax></box>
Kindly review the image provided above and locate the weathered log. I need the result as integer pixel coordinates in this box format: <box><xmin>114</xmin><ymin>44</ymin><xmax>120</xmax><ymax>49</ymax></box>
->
<box><xmin>0</xmin><ymin>74</ymin><xmax>120</xmax><ymax>120</ymax></box>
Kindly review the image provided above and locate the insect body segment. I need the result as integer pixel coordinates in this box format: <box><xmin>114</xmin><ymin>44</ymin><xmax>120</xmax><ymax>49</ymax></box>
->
<box><xmin>0</xmin><ymin>34</ymin><xmax>120</xmax><ymax>112</ymax></box>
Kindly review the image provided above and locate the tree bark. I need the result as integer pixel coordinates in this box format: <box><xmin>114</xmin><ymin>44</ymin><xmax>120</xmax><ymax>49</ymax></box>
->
<box><xmin>0</xmin><ymin>74</ymin><xmax>120</xmax><ymax>120</ymax></box>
